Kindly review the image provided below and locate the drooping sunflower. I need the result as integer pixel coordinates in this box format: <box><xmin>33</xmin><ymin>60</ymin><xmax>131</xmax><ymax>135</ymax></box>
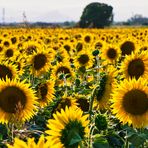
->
<box><xmin>36</xmin><ymin>80</ymin><xmax>55</xmax><ymax>107</ymax></box>
<box><xmin>46</xmin><ymin>107</ymin><xmax>89</xmax><ymax>148</ymax></box>
<box><xmin>111</xmin><ymin>78</ymin><xmax>148</xmax><ymax>128</ymax></box>
<box><xmin>94</xmin><ymin>66</ymin><xmax>117</xmax><ymax>110</ymax></box>
<box><xmin>74</xmin><ymin>49</ymin><xmax>94</xmax><ymax>69</ymax></box>
<box><xmin>0</xmin><ymin>61</ymin><xmax>18</xmax><ymax>80</ymax></box>
<box><xmin>120</xmin><ymin>50</ymin><xmax>148</xmax><ymax>80</ymax></box>
<box><xmin>29</xmin><ymin>49</ymin><xmax>52</xmax><ymax>77</ymax></box>
<box><xmin>0</xmin><ymin>78</ymin><xmax>38</xmax><ymax>124</ymax></box>
<box><xmin>100</xmin><ymin>44</ymin><xmax>121</xmax><ymax>65</ymax></box>
<box><xmin>7</xmin><ymin>135</ymin><xmax>55</xmax><ymax>148</ymax></box>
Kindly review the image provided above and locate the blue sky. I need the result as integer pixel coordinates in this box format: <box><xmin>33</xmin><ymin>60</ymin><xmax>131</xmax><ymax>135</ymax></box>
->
<box><xmin>0</xmin><ymin>0</ymin><xmax>148</xmax><ymax>22</ymax></box>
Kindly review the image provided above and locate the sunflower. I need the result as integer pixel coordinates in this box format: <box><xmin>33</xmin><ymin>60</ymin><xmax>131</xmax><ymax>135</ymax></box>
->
<box><xmin>2</xmin><ymin>46</ymin><xmax>19</xmax><ymax>61</ymax></box>
<box><xmin>52</xmin><ymin>94</ymin><xmax>77</xmax><ymax>114</ymax></box>
<box><xmin>74</xmin><ymin>49</ymin><xmax>94</xmax><ymax>69</ymax></box>
<box><xmin>2</xmin><ymin>39</ymin><xmax>11</xmax><ymax>48</ymax></box>
<box><xmin>94</xmin><ymin>66</ymin><xmax>117</xmax><ymax>110</ymax></box>
<box><xmin>83</xmin><ymin>33</ymin><xmax>93</xmax><ymax>44</ymax></box>
<box><xmin>23</xmin><ymin>41</ymin><xmax>40</xmax><ymax>56</ymax></box>
<box><xmin>36</xmin><ymin>80</ymin><xmax>55</xmax><ymax>107</ymax></box>
<box><xmin>46</xmin><ymin>107</ymin><xmax>89</xmax><ymax>148</ymax></box>
<box><xmin>120</xmin><ymin>50</ymin><xmax>148</xmax><ymax>80</ymax></box>
<box><xmin>14</xmin><ymin>56</ymin><xmax>26</xmax><ymax>76</ymax></box>
<box><xmin>0</xmin><ymin>78</ymin><xmax>38</xmax><ymax>124</ymax></box>
<box><xmin>52</xmin><ymin>61</ymin><xmax>74</xmax><ymax>86</ymax></box>
<box><xmin>0</xmin><ymin>61</ymin><xmax>18</xmax><ymax>80</ymax></box>
<box><xmin>75</xmin><ymin>94</ymin><xmax>89</xmax><ymax>112</ymax></box>
<box><xmin>52</xmin><ymin>47</ymin><xmax>70</xmax><ymax>64</ymax></box>
<box><xmin>120</xmin><ymin>38</ymin><xmax>137</xmax><ymax>56</ymax></box>
<box><xmin>7</xmin><ymin>135</ymin><xmax>55</xmax><ymax>148</ymax></box>
<box><xmin>100</xmin><ymin>44</ymin><xmax>121</xmax><ymax>65</ymax></box>
<box><xmin>29</xmin><ymin>49</ymin><xmax>52</xmax><ymax>77</ymax></box>
<box><xmin>111</xmin><ymin>78</ymin><xmax>148</xmax><ymax>128</ymax></box>
<box><xmin>75</xmin><ymin>41</ymin><xmax>83</xmax><ymax>53</ymax></box>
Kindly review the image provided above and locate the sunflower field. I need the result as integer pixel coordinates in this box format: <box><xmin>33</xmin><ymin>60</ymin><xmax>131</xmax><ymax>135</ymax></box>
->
<box><xmin>0</xmin><ymin>28</ymin><xmax>147</xmax><ymax>148</ymax></box>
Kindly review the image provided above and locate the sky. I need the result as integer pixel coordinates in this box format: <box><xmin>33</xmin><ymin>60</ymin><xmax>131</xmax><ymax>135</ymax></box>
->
<box><xmin>0</xmin><ymin>0</ymin><xmax>148</xmax><ymax>22</ymax></box>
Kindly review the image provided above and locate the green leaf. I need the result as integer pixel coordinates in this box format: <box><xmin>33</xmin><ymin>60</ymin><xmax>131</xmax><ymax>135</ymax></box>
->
<box><xmin>127</xmin><ymin>133</ymin><xmax>146</xmax><ymax>146</ymax></box>
<box><xmin>93</xmin><ymin>135</ymin><xmax>109</xmax><ymax>148</ymax></box>
<box><xmin>69</xmin><ymin>132</ymin><xmax>82</xmax><ymax>146</ymax></box>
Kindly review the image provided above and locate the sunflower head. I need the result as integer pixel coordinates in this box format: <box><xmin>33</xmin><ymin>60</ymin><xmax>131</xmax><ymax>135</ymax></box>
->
<box><xmin>30</xmin><ymin>50</ymin><xmax>51</xmax><ymax>76</ymax></box>
<box><xmin>120</xmin><ymin>51</ymin><xmax>148</xmax><ymax>80</ymax></box>
<box><xmin>46</xmin><ymin>107</ymin><xmax>89</xmax><ymax>148</ymax></box>
<box><xmin>111</xmin><ymin>78</ymin><xmax>148</xmax><ymax>128</ymax></box>
<box><xmin>36</xmin><ymin>80</ymin><xmax>55</xmax><ymax>107</ymax></box>
<box><xmin>120</xmin><ymin>40</ymin><xmax>135</xmax><ymax>56</ymax></box>
<box><xmin>0</xmin><ymin>61</ymin><xmax>18</xmax><ymax>80</ymax></box>
<box><xmin>0</xmin><ymin>78</ymin><xmax>38</xmax><ymax>124</ymax></box>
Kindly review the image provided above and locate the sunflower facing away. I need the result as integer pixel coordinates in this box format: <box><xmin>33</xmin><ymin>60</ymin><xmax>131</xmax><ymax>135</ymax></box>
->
<box><xmin>46</xmin><ymin>107</ymin><xmax>89</xmax><ymax>148</ymax></box>
<box><xmin>0</xmin><ymin>78</ymin><xmax>38</xmax><ymax>124</ymax></box>
<box><xmin>36</xmin><ymin>80</ymin><xmax>55</xmax><ymax>107</ymax></box>
<box><xmin>111</xmin><ymin>78</ymin><xmax>148</xmax><ymax>128</ymax></box>
<box><xmin>94</xmin><ymin>66</ymin><xmax>117</xmax><ymax>110</ymax></box>
<box><xmin>120</xmin><ymin>50</ymin><xmax>148</xmax><ymax>80</ymax></box>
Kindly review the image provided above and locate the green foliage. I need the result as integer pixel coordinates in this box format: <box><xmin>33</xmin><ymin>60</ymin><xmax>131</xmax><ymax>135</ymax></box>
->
<box><xmin>79</xmin><ymin>2</ymin><xmax>113</xmax><ymax>28</ymax></box>
<box><xmin>93</xmin><ymin>135</ymin><xmax>109</xmax><ymax>148</ymax></box>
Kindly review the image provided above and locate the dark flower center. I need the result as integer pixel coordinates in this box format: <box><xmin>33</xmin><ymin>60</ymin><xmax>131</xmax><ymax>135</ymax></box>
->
<box><xmin>6</xmin><ymin>49</ymin><xmax>13</xmax><ymax>58</ymax></box>
<box><xmin>121</xmin><ymin>41</ymin><xmax>135</xmax><ymax>56</ymax></box>
<box><xmin>123</xmin><ymin>89</ymin><xmax>148</xmax><ymax>115</ymax></box>
<box><xmin>33</xmin><ymin>54</ymin><xmax>47</xmax><ymax>70</ymax></box>
<box><xmin>64</xmin><ymin>45</ymin><xmax>71</xmax><ymax>53</ymax></box>
<box><xmin>0</xmin><ymin>86</ymin><xmax>27</xmax><ymax>113</ymax></box>
<box><xmin>127</xmin><ymin>59</ymin><xmax>145</xmax><ymax>79</ymax></box>
<box><xmin>56</xmin><ymin>66</ymin><xmax>71</xmax><ymax>78</ymax></box>
<box><xmin>11</xmin><ymin>37</ymin><xmax>17</xmax><ymax>44</ymax></box>
<box><xmin>26</xmin><ymin>45</ymin><xmax>36</xmax><ymax>55</ymax></box>
<box><xmin>39</xmin><ymin>83</ymin><xmax>48</xmax><ymax>100</ymax></box>
<box><xmin>84</xmin><ymin>36</ymin><xmax>91</xmax><ymax>43</ymax></box>
<box><xmin>107</xmin><ymin>48</ymin><xmax>117</xmax><ymax>59</ymax></box>
<box><xmin>4</xmin><ymin>41</ymin><xmax>10</xmax><ymax>47</ymax></box>
<box><xmin>57</xmin><ymin>98</ymin><xmax>71</xmax><ymax>112</ymax></box>
<box><xmin>77</xmin><ymin>98</ymin><xmax>89</xmax><ymax>112</ymax></box>
<box><xmin>76</xmin><ymin>43</ymin><xmax>83</xmax><ymax>52</ymax></box>
<box><xmin>78</xmin><ymin>54</ymin><xmax>89</xmax><ymax>65</ymax></box>
<box><xmin>0</xmin><ymin>65</ymin><xmax>13</xmax><ymax>80</ymax></box>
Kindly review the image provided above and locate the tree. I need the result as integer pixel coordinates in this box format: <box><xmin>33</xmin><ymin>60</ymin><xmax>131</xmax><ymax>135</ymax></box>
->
<box><xmin>127</xmin><ymin>14</ymin><xmax>148</xmax><ymax>25</ymax></box>
<box><xmin>79</xmin><ymin>2</ymin><xmax>113</xmax><ymax>28</ymax></box>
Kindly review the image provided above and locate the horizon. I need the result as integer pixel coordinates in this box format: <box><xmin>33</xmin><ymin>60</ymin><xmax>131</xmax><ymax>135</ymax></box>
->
<box><xmin>0</xmin><ymin>0</ymin><xmax>148</xmax><ymax>23</ymax></box>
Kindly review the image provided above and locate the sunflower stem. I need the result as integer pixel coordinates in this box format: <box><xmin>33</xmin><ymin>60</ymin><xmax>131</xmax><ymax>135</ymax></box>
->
<box><xmin>96</xmin><ymin>55</ymin><xmax>100</xmax><ymax>82</ymax></box>
<box><xmin>63</xmin><ymin>74</ymin><xmax>68</xmax><ymax>96</ymax></box>
<box><xmin>124</xmin><ymin>131</ymin><xmax>129</xmax><ymax>148</ymax></box>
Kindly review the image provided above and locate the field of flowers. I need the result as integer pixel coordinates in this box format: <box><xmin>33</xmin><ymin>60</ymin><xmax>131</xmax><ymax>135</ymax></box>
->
<box><xmin>0</xmin><ymin>28</ymin><xmax>147</xmax><ymax>148</ymax></box>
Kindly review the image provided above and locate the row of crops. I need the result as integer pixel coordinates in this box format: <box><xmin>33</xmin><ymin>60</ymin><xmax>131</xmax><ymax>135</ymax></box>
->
<box><xmin>0</xmin><ymin>28</ymin><xmax>147</xmax><ymax>147</ymax></box>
